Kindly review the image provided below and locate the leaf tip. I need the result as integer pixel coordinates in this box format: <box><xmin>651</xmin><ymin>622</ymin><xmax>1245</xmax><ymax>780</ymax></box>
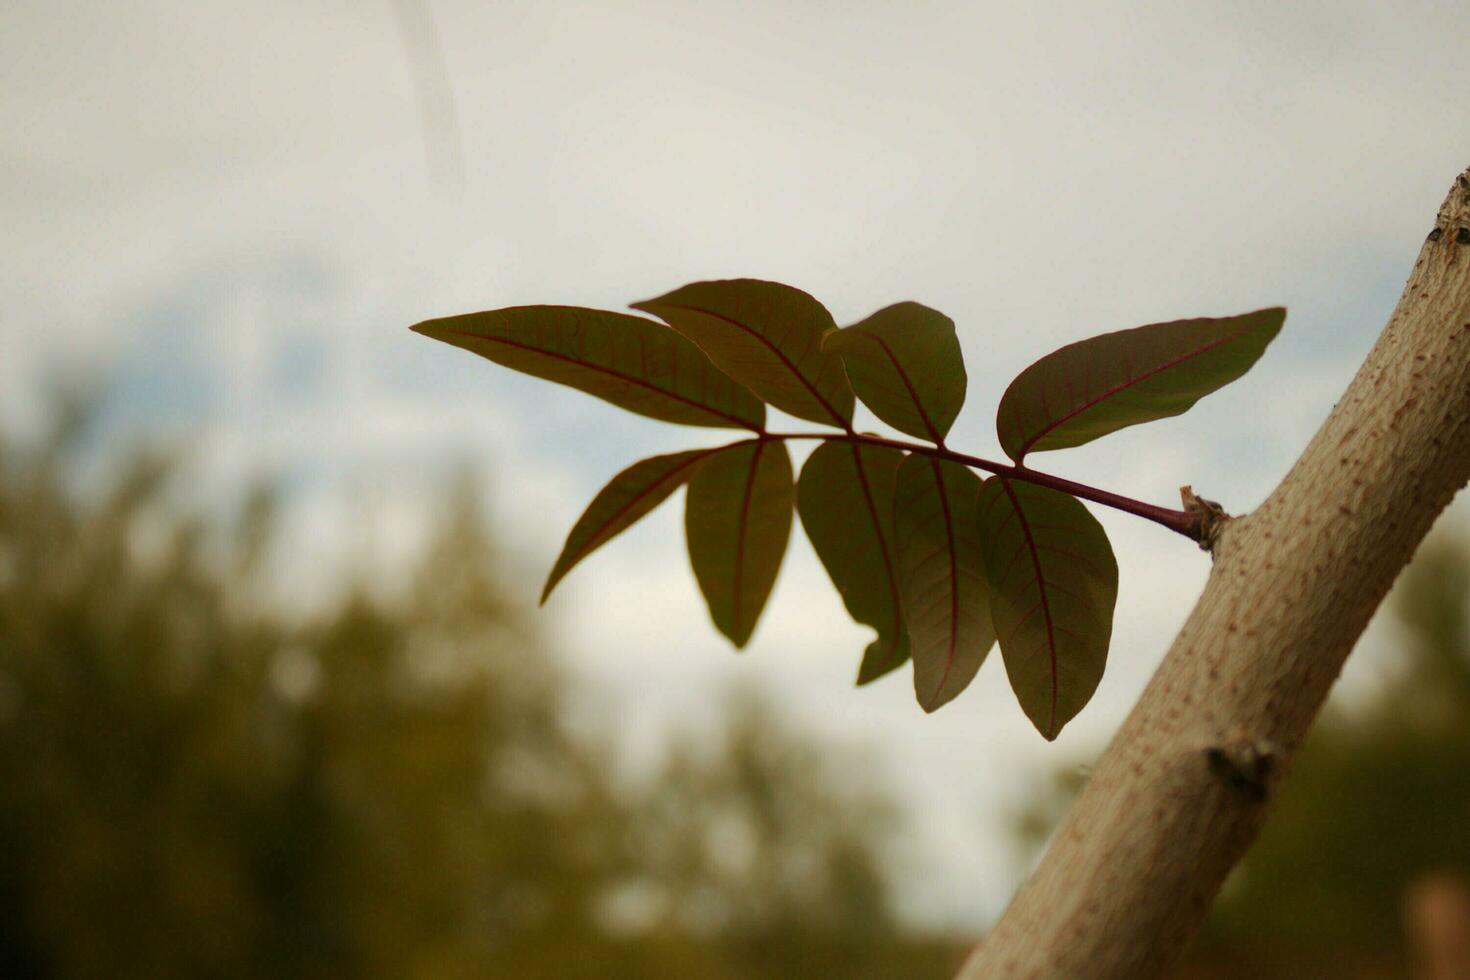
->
<box><xmin>409</xmin><ymin>318</ymin><xmax>455</xmax><ymax>344</ymax></box>
<box><xmin>916</xmin><ymin>686</ymin><xmax>953</xmax><ymax>714</ymax></box>
<box><xmin>1040</xmin><ymin>720</ymin><xmax>1061</xmax><ymax>741</ymax></box>
<box><xmin>1251</xmin><ymin>305</ymin><xmax>1288</xmax><ymax>335</ymax></box>
<box><xmin>711</xmin><ymin>614</ymin><xmax>755</xmax><ymax>651</ymax></box>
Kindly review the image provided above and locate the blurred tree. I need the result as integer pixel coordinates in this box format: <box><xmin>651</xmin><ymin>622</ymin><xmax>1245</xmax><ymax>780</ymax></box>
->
<box><xmin>0</xmin><ymin>410</ymin><xmax>958</xmax><ymax>979</ymax></box>
<box><xmin>623</xmin><ymin>687</ymin><xmax>946</xmax><ymax>979</ymax></box>
<box><xmin>1012</xmin><ymin>520</ymin><xmax>1470</xmax><ymax>979</ymax></box>
<box><xmin>0</xmin><ymin>415</ymin><xmax>619</xmax><ymax>979</ymax></box>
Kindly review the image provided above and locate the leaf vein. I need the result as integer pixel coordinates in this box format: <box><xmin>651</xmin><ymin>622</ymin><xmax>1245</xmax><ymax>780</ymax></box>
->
<box><xmin>1017</xmin><ymin>327</ymin><xmax>1253</xmax><ymax>458</ymax></box>
<box><xmin>436</xmin><ymin>327</ymin><xmax>761</xmax><ymax>430</ymax></box>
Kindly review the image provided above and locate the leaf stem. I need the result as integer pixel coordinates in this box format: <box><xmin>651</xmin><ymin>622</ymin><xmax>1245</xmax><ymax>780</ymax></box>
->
<box><xmin>764</xmin><ymin>431</ymin><xmax>1203</xmax><ymax>541</ymax></box>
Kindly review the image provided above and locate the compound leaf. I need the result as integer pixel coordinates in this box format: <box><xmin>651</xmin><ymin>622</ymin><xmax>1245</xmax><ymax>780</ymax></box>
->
<box><xmin>977</xmin><ymin>477</ymin><xmax>1118</xmax><ymax>740</ymax></box>
<box><xmin>412</xmin><ymin>306</ymin><xmax>766</xmax><ymax>430</ymax></box>
<box><xmin>632</xmin><ymin>279</ymin><xmax>855</xmax><ymax>428</ymax></box>
<box><xmin>542</xmin><ymin>448</ymin><xmax>716</xmax><ymax>604</ymax></box>
<box><xmin>825</xmin><ymin>302</ymin><xmax>966</xmax><ymax>442</ymax></box>
<box><xmin>797</xmin><ymin>440</ymin><xmax>908</xmax><ymax>684</ymax></box>
<box><xmin>995</xmin><ymin>307</ymin><xmax>1285</xmax><ymax>461</ymax></box>
<box><xmin>893</xmin><ymin>455</ymin><xmax>994</xmax><ymax>711</ymax></box>
<box><xmin>685</xmin><ymin>439</ymin><xmax>794</xmax><ymax>647</ymax></box>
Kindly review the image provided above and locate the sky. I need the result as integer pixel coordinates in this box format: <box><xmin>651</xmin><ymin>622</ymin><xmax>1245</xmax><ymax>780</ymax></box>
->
<box><xmin>4</xmin><ymin>0</ymin><xmax>1469</xmax><ymax>927</ymax></box>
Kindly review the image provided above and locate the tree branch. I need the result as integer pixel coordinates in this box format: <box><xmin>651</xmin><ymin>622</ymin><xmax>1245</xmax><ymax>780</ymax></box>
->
<box><xmin>766</xmin><ymin>432</ymin><xmax>1202</xmax><ymax>539</ymax></box>
<box><xmin>957</xmin><ymin>165</ymin><xmax>1470</xmax><ymax>979</ymax></box>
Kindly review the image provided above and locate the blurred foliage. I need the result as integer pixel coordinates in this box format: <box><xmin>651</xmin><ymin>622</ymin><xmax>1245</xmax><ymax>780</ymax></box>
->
<box><xmin>1013</xmin><ymin>520</ymin><xmax>1470</xmax><ymax>978</ymax></box>
<box><xmin>0</xmin><ymin>411</ymin><xmax>962</xmax><ymax>979</ymax></box>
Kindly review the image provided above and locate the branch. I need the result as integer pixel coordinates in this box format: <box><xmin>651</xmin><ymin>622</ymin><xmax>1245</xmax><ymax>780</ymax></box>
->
<box><xmin>957</xmin><ymin>165</ymin><xmax>1470</xmax><ymax>979</ymax></box>
<box><xmin>767</xmin><ymin>432</ymin><xmax>1202</xmax><ymax>539</ymax></box>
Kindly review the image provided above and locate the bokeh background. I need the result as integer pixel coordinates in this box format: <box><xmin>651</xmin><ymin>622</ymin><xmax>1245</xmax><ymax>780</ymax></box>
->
<box><xmin>3</xmin><ymin>3</ymin><xmax>1469</xmax><ymax>977</ymax></box>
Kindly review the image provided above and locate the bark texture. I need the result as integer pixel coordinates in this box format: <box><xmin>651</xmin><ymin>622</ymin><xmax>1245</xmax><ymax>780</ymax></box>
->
<box><xmin>958</xmin><ymin>166</ymin><xmax>1470</xmax><ymax>980</ymax></box>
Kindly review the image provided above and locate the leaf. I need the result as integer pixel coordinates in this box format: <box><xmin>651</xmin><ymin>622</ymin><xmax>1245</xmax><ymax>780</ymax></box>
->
<box><xmin>796</xmin><ymin>440</ymin><xmax>908</xmax><ymax>684</ymax></box>
<box><xmin>824</xmin><ymin>302</ymin><xmax>966</xmax><ymax>442</ymax></box>
<box><xmin>977</xmin><ymin>477</ymin><xmax>1118</xmax><ymax>740</ymax></box>
<box><xmin>892</xmin><ymin>455</ymin><xmax>994</xmax><ymax>711</ymax></box>
<box><xmin>631</xmin><ymin>279</ymin><xmax>855</xmax><ymax>428</ymax></box>
<box><xmin>411</xmin><ymin>306</ymin><xmax>766</xmax><ymax>430</ymax></box>
<box><xmin>685</xmin><ymin>439</ymin><xmax>795</xmax><ymax>647</ymax></box>
<box><xmin>995</xmin><ymin>307</ymin><xmax>1285</xmax><ymax>461</ymax></box>
<box><xmin>542</xmin><ymin>448</ymin><xmax>716</xmax><ymax>604</ymax></box>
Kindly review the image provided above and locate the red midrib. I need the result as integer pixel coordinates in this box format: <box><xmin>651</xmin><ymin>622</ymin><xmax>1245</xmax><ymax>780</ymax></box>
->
<box><xmin>860</xmin><ymin>331</ymin><xmax>944</xmax><ymax>444</ymax></box>
<box><xmin>435</xmin><ymin>327</ymin><xmax>761</xmax><ymax>431</ymax></box>
<box><xmin>731</xmin><ymin>441</ymin><xmax>766</xmax><ymax>636</ymax></box>
<box><xmin>551</xmin><ymin>448</ymin><xmax>722</xmax><ymax>588</ymax></box>
<box><xmin>928</xmin><ymin>458</ymin><xmax>961</xmax><ymax>707</ymax></box>
<box><xmin>849</xmin><ymin>443</ymin><xmax>903</xmax><ymax>669</ymax></box>
<box><xmin>1001</xmin><ymin>477</ymin><xmax>1058</xmax><ymax>736</ymax></box>
<box><xmin>1017</xmin><ymin>328</ymin><xmax>1247</xmax><ymax>458</ymax></box>
<box><xmin>650</xmin><ymin>303</ymin><xmax>848</xmax><ymax>428</ymax></box>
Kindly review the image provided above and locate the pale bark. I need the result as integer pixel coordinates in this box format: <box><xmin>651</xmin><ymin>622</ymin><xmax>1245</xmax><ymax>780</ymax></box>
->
<box><xmin>958</xmin><ymin>166</ymin><xmax>1470</xmax><ymax>979</ymax></box>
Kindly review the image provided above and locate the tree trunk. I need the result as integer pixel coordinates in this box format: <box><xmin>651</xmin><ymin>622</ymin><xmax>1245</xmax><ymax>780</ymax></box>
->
<box><xmin>957</xmin><ymin>165</ymin><xmax>1470</xmax><ymax>979</ymax></box>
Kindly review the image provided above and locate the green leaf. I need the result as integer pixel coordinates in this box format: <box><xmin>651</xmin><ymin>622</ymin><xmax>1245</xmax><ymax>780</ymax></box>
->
<box><xmin>796</xmin><ymin>440</ymin><xmax>908</xmax><ymax>684</ymax></box>
<box><xmin>824</xmin><ymin>302</ymin><xmax>966</xmax><ymax>443</ymax></box>
<box><xmin>893</xmin><ymin>455</ymin><xmax>994</xmax><ymax>711</ymax></box>
<box><xmin>995</xmin><ymin>307</ymin><xmax>1285</xmax><ymax>461</ymax></box>
<box><xmin>977</xmin><ymin>478</ymin><xmax>1118</xmax><ymax>740</ymax></box>
<box><xmin>685</xmin><ymin>440</ymin><xmax>795</xmax><ymax>648</ymax></box>
<box><xmin>411</xmin><ymin>306</ymin><xmax>766</xmax><ymax>430</ymax></box>
<box><xmin>631</xmin><ymin>279</ymin><xmax>855</xmax><ymax>428</ymax></box>
<box><xmin>542</xmin><ymin>448</ymin><xmax>716</xmax><ymax>604</ymax></box>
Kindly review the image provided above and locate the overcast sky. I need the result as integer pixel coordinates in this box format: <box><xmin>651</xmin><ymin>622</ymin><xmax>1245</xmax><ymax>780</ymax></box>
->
<box><xmin>4</xmin><ymin>0</ymin><xmax>1469</xmax><ymax>926</ymax></box>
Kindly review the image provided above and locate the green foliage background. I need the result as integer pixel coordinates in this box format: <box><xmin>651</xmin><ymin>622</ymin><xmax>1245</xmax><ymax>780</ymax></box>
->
<box><xmin>3</xmin><ymin>402</ymin><xmax>1463</xmax><ymax>979</ymax></box>
<box><xmin>0</xmin><ymin>410</ymin><xmax>960</xmax><ymax>980</ymax></box>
